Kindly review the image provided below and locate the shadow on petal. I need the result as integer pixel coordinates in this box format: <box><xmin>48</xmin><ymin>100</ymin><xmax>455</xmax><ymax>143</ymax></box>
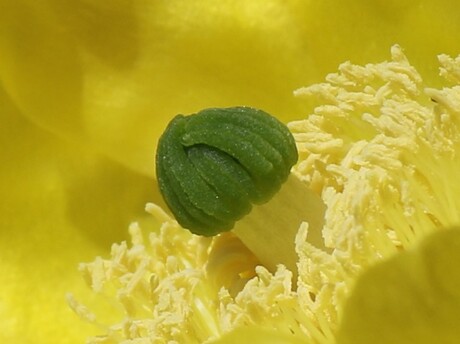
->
<box><xmin>62</xmin><ymin>156</ymin><xmax>161</xmax><ymax>247</ymax></box>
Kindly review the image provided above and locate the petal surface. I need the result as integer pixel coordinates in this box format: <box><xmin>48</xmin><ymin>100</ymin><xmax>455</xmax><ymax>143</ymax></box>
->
<box><xmin>0</xmin><ymin>88</ymin><xmax>155</xmax><ymax>343</ymax></box>
<box><xmin>3</xmin><ymin>1</ymin><xmax>460</xmax><ymax>175</ymax></box>
<box><xmin>209</xmin><ymin>326</ymin><xmax>310</xmax><ymax>344</ymax></box>
<box><xmin>337</xmin><ymin>228</ymin><xmax>460</xmax><ymax>344</ymax></box>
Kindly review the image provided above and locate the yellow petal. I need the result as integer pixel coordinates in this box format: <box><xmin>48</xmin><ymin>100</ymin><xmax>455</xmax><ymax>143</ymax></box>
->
<box><xmin>4</xmin><ymin>1</ymin><xmax>460</xmax><ymax>176</ymax></box>
<box><xmin>0</xmin><ymin>88</ymin><xmax>155</xmax><ymax>343</ymax></box>
<box><xmin>208</xmin><ymin>326</ymin><xmax>310</xmax><ymax>344</ymax></box>
<box><xmin>0</xmin><ymin>0</ymin><xmax>312</xmax><ymax>176</ymax></box>
<box><xmin>337</xmin><ymin>228</ymin><xmax>460</xmax><ymax>344</ymax></box>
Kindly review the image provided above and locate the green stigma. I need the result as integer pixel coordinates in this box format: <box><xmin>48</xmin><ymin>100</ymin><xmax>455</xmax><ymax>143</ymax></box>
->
<box><xmin>156</xmin><ymin>106</ymin><xmax>298</xmax><ymax>236</ymax></box>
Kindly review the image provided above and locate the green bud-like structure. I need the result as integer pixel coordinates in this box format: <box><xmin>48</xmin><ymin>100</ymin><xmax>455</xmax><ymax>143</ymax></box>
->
<box><xmin>156</xmin><ymin>107</ymin><xmax>298</xmax><ymax>237</ymax></box>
